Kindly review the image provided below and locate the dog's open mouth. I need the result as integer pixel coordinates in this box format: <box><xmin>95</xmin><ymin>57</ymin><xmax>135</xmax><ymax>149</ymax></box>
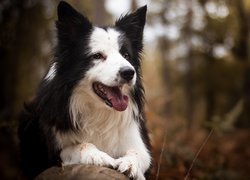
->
<box><xmin>92</xmin><ymin>82</ymin><xmax>129</xmax><ymax>111</ymax></box>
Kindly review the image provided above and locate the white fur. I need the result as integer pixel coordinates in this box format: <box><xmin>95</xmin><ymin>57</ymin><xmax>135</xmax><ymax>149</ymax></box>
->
<box><xmin>44</xmin><ymin>62</ymin><xmax>57</xmax><ymax>81</ymax></box>
<box><xmin>57</xmin><ymin>27</ymin><xmax>151</xmax><ymax>180</ymax></box>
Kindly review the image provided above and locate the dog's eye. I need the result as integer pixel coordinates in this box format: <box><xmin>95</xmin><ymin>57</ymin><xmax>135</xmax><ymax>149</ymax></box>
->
<box><xmin>122</xmin><ymin>52</ymin><xmax>130</xmax><ymax>60</ymax></box>
<box><xmin>92</xmin><ymin>53</ymin><xmax>104</xmax><ymax>60</ymax></box>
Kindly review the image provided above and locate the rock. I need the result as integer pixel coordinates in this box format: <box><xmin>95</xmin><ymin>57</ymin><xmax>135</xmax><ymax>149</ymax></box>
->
<box><xmin>35</xmin><ymin>165</ymin><xmax>129</xmax><ymax>180</ymax></box>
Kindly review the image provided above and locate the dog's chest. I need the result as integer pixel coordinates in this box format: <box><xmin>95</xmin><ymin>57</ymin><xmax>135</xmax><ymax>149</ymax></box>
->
<box><xmin>56</xmin><ymin>107</ymin><xmax>138</xmax><ymax>158</ymax></box>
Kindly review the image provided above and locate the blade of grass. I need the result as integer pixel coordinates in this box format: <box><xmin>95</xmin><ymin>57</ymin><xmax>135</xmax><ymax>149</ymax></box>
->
<box><xmin>184</xmin><ymin>128</ymin><xmax>214</xmax><ymax>180</ymax></box>
<box><xmin>155</xmin><ymin>131</ymin><xmax>167</xmax><ymax>180</ymax></box>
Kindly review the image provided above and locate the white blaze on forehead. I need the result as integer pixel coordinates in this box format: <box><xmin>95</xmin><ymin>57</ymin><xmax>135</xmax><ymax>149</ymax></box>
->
<box><xmin>89</xmin><ymin>27</ymin><xmax>121</xmax><ymax>54</ymax></box>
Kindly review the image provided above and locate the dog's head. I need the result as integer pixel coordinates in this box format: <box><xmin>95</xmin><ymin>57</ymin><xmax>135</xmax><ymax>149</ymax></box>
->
<box><xmin>51</xmin><ymin>1</ymin><xmax>146</xmax><ymax>112</ymax></box>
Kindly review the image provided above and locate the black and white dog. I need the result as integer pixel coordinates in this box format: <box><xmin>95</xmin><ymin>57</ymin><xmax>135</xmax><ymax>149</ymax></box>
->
<box><xmin>18</xmin><ymin>1</ymin><xmax>151</xmax><ymax>179</ymax></box>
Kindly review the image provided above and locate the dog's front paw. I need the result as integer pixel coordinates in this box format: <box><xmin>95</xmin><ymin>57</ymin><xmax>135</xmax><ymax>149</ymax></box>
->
<box><xmin>115</xmin><ymin>156</ymin><xmax>145</xmax><ymax>180</ymax></box>
<box><xmin>80</xmin><ymin>143</ymin><xmax>115</xmax><ymax>168</ymax></box>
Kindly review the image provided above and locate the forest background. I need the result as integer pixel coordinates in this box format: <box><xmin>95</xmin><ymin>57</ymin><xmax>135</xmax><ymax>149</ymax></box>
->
<box><xmin>0</xmin><ymin>0</ymin><xmax>249</xmax><ymax>179</ymax></box>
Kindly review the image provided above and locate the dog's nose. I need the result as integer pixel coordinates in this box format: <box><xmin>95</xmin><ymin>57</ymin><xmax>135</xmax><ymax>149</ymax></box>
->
<box><xmin>119</xmin><ymin>66</ymin><xmax>135</xmax><ymax>82</ymax></box>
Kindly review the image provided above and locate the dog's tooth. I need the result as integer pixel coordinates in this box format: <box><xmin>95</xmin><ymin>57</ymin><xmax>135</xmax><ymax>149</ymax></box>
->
<box><xmin>105</xmin><ymin>99</ymin><xmax>112</xmax><ymax>107</ymax></box>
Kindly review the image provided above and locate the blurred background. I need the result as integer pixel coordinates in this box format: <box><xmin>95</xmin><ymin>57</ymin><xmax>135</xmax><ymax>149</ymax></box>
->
<box><xmin>0</xmin><ymin>0</ymin><xmax>249</xmax><ymax>179</ymax></box>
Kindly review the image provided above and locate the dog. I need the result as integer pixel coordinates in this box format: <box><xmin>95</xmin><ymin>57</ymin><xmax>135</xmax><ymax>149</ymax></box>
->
<box><xmin>18</xmin><ymin>1</ymin><xmax>151</xmax><ymax>179</ymax></box>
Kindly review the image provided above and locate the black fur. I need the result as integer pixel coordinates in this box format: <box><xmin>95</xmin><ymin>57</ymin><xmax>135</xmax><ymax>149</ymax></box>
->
<box><xmin>18</xmin><ymin>1</ymin><xmax>151</xmax><ymax>179</ymax></box>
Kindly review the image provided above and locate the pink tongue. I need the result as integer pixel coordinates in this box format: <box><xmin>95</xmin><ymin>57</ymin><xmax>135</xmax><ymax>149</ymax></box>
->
<box><xmin>106</xmin><ymin>87</ymin><xmax>128</xmax><ymax>111</ymax></box>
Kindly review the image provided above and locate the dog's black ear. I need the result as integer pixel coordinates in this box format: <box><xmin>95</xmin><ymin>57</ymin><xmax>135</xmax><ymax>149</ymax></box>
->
<box><xmin>115</xmin><ymin>6</ymin><xmax>147</xmax><ymax>51</ymax></box>
<box><xmin>56</xmin><ymin>1</ymin><xmax>92</xmax><ymax>43</ymax></box>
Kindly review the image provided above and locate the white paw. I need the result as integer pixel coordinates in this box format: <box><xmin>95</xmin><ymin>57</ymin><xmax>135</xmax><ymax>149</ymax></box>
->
<box><xmin>115</xmin><ymin>156</ymin><xmax>145</xmax><ymax>180</ymax></box>
<box><xmin>80</xmin><ymin>144</ymin><xmax>115</xmax><ymax>168</ymax></box>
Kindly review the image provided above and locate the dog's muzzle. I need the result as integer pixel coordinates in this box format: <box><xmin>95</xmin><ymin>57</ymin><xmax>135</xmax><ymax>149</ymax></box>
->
<box><xmin>92</xmin><ymin>66</ymin><xmax>135</xmax><ymax>111</ymax></box>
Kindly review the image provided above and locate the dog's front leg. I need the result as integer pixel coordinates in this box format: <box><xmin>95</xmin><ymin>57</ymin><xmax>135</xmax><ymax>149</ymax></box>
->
<box><xmin>114</xmin><ymin>124</ymin><xmax>151</xmax><ymax>180</ymax></box>
<box><xmin>60</xmin><ymin>143</ymin><xmax>115</xmax><ymax>168</ymax></box>
<box><xmin>115</xmin><ymin>149</ymin><xmax>150</xmax><ymax>180</ymax></box>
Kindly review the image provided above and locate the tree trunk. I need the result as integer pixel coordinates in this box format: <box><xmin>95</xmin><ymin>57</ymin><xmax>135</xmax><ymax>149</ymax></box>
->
<box><xmin>233</xmin><ymin>0</ymin><xmax>250</xmax><ymax>128</ymax></box>
<box><xmin>93</xmin><ymin>0</ymin><xmax>106</xmax><ymax>26</ymax></box>
<box><xmin>159</xmin><ymin>38</ymin><xmax>172</xmax><ymax>118</ymax></box>
<box><xmin>35</xmin><ymin>165</ymin><xmax>129</xmax><ymax>180</ymax></box>
<box><xmin>184</xmin><ymin>4</ymin><xmax>195</xmax><ymax>128</ymax></box>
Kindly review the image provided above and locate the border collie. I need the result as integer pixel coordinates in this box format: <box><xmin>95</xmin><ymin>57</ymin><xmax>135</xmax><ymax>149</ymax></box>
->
<box><xmin>18</xmin><ymin>1</ymin><xmax>151</xmax><ymax>179</ymax></box>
